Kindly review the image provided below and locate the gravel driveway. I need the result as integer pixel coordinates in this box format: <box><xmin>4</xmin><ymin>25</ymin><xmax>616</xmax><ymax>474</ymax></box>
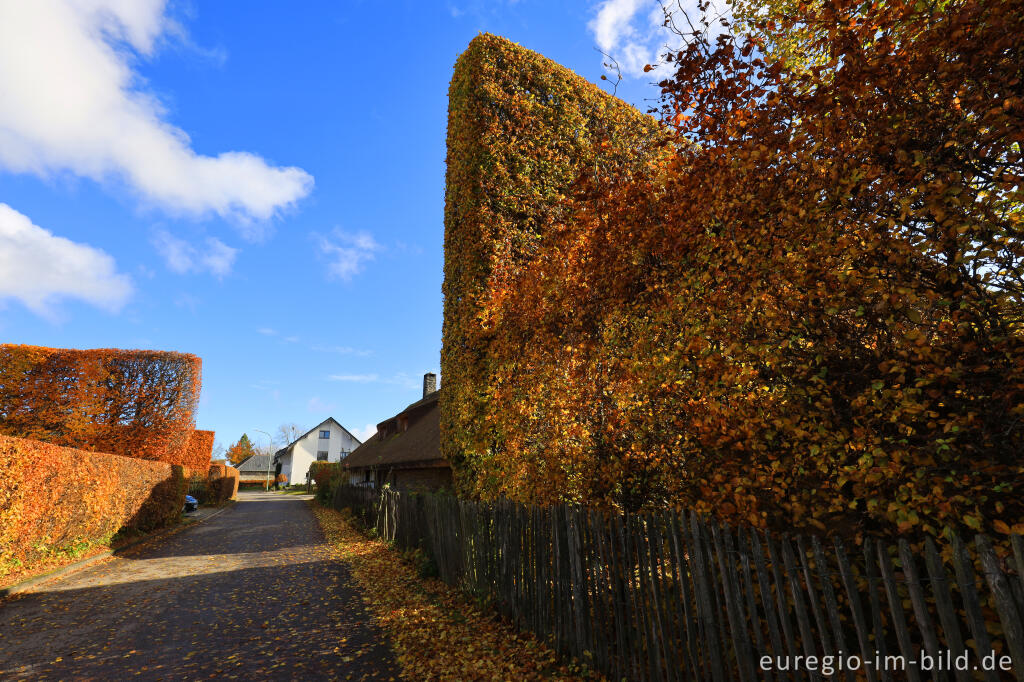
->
<box><xmin>0</xmin><ymin>491</ymin><xmax>401</xmax><ymax>680</ymax></box>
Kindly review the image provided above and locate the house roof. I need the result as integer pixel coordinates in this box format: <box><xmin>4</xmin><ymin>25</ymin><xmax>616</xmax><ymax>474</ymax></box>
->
<box><xmin>273</xmin><ymin>417</ymin><xmax>362</xmax><ymax>461</ymax></box>
<box><xmin>343</xmin><ymin>390</ymin><xmax>442</xmax><ymax>470</ymax></box>
<box><xmin>236</xmin><ymin>453</ymin><xmax>274</xmax><ymax>473</ymax></box>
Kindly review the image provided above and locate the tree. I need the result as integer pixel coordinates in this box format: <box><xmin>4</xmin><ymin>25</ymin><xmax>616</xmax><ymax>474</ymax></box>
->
<box><xmin>226</xmin><ymin>434</ymin><xmax>256</xmax><ymax>465</ymax></box>
<box><xmin>276</xmin><ymin>422</ymin><xmax>303</xmax><ymax>448</ymax></box>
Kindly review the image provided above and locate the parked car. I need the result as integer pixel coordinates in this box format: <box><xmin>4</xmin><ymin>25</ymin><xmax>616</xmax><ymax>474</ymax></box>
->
<box><xmin>184</xmin><ymin>495</ymin><xmax>198</xmax><ymax>513</ymax></box>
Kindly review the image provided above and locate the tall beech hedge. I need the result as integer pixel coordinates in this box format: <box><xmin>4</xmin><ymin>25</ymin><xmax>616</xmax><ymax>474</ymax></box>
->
<box><xmin>207</xmin><ymin>462</ymin><xmax>239</xmax><ymax>505</ymax></box>
<box><xmin>442</xmin><ymin>14</ymin><xmax>1023</xmax><ymax>545</ymax></box>
<box><xmin>0</xmin><ymin>345</ymin><xmax>201</xmax><ymax>466</ymax></box>
<box><xmin>441</xmin><ymin>34</ymin><xmax>662</xmax><ymax>496</ymax></box>
<box><xmin>0</xmin><ymin>435</ymin><xmax>185</xmax><ymax>575</ymax></box>
<box><xmin>182</xmin><ymin>429</ymin><xmax>216</xmax><ymax>472</ymax></box>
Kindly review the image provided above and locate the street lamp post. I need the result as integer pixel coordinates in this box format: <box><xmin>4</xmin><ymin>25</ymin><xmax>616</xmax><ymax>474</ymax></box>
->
<box><xmin>253</xmin><ymin>429</ymin><xmax>273</xmax><ymax>491</ymax></box>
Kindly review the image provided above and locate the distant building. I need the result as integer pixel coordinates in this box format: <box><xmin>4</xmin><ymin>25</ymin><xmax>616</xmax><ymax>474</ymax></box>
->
<box><xmin>273</xmin><ymin>417</ymin><xmax>362</xmax><ymax>485</ymax></box>
<box><xmin>343</xmin><ymin>373</ymin><xmax>451</xmax><ymax>492</ymax></box>
<box><xmin>235</xmin><ymin>453</ymin><xmax>275</xmax><ymax>484</ymax></box>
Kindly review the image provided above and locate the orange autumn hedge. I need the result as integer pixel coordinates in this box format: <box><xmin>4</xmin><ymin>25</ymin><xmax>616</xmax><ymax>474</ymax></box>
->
<box><xmin>0</xmin><ymin>434</ymin><xmax>185</xmax><ymax>575</ymax></box>
<box><xmin>440</xmin><ymin>4</ymin><xmax>1024</xmax><ymax>545</ymax></box>
<box><xmin>441</xmin><ymin>34</ymin><xmax>662</xmax><ymax>496</ymax></box>
<box><xmin>182</xmin><ymin>429</ymin><xmax>215</xmax><ymax>472</ymax></box>
<box><xmin>0</xmin><ymin>344</ymin><xmax>201</xmax><ymax>466</ymax></box>
<box><xmin>207</xmin><ymin>463</ymin><xmax>239</xmax><ymax>505</ymax></box>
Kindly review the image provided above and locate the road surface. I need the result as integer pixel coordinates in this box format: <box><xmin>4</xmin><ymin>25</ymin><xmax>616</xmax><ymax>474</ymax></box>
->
<box><xmin>0</xmin><ymin>490</ymin><xmax>400</xmax><ymax>680</ymax></box>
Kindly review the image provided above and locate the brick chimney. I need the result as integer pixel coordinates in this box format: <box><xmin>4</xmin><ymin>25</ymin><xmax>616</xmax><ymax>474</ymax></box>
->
<box><xmin>423</xmin><ymin>372</ymin><xmax>437</xmax><ymax>398</ymax></box>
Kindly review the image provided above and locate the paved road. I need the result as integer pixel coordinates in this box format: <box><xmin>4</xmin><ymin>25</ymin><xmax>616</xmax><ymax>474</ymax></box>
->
<box><xmin>0</xmin><ymin>491</ymin><xmax>401</xmax><ymax>681</ymax></box>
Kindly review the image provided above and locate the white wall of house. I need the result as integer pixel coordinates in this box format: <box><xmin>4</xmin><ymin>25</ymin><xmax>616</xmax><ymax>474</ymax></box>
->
<box><xmin>279</xmin><ymin>418</ymin><xmax>360</xmax><ymax>484</ymax></box>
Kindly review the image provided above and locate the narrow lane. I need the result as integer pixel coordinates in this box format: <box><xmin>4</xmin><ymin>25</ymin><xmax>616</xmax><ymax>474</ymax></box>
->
<box><xmin>0</xmin><ymin>491</ymin><xmax>400</xmax><ymax>681</ymax></box>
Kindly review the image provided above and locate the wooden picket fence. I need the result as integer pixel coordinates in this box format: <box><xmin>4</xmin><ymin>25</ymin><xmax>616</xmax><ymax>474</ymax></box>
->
<box><xmin>331</xmin><ymin>485</ymin><xmax>1024</xmax><ymax>681</ymax></box>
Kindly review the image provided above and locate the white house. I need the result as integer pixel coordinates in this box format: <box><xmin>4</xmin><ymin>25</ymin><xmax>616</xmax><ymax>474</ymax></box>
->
<box><xmin>273</xmin><ymin>417</ymin><xmax>362</xmax><ymax>485</ymax></box>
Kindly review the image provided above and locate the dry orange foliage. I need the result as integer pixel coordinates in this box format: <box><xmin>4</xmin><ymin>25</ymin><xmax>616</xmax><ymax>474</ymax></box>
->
<box><xmin>0</xmin><ymin>434</ymin><xmax>186</xmax><ymax>579</ymax></box>
<box><xmin>313</xmin><ymin>504</ymin><xmax>599</xmax><ymax>681</ymax></box>
<box><xmin>207</xmin><ymin>462</ymin><xmax>239</xmax><ymax>504</ymax></box>
<box><xmin>0</xmin><ymin>344</ymin><xmax>202</xmax><ymax>466</ymax></box>
<box><xmin>181</xmin><ymin>429</ymin><xmax>215</xmax><ymax>472</ymax></box>
<box><xmin>441</xmin><ymin>1</ymin><xmax>1024</xmax><ymax>545</ymax></box>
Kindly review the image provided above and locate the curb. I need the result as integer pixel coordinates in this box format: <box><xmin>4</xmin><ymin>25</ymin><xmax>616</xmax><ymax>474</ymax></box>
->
<box><xmin>0</xmin><ymin>501</ymin><xmax>236</xmax><ymax>599</ymax></box>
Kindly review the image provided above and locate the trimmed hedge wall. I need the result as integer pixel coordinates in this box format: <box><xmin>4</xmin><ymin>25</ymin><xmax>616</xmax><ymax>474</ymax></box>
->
<box><xmin>182</xmin><ymin>429</ymin><xmax>215</xmax><ymax>472</ymax></box>
<box><xmin>0</xmin><ymin>344</ymin><xmax>202</xmax><ymax>466</ymax></box>
<box><xmin>0</xmin><ymin>435</ymin><xmax>185</xmax><ymax>576</ymax></box>
<box><xmin>441</xmin><ymin>34</ymin><xmax>662</xmax><ymax>497</ymax></box>
<box><xmin>207</xmin><ymin>463</ymin><xmax>239</xmax><ymax>505</ymax></box>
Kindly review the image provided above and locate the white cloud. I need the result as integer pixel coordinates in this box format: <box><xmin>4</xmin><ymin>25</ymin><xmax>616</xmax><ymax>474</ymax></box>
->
<box><xmin>353</xmin><ymin>423</ymin><xmax>377</xmax><ymax>443</ymax></box>
<box><xmin>316</xmin><ymin>229</ymin><xmax>380</xmax><ymax>281</ymax></box>
<box><xmin>327</xmin><ymin>372</ymin><xmax>420</xmax><ymax>391</ymax></box>
<box><xmin>152</xmin><ymin>229</ymin><xmax>237</xmax><ymax>276</ymax></box>
<box><xmin>588</xmin><ymin>0</ymin><xmax>730</xmax><ymax>79</ymax></box>
<box><xmin>173</xmin><ymin>292</ymin><xmax>200</xmax><ymax>312</ymax></box>
<box><xmin>0</xmin><ymin>203</ymin><xmax>132</xmax><ymax>317</ymax></box>
<box><xmin>258</xmin><ymin>327</ymin><xmax>277</xmax><ymax>336</ymax></box>
<box><xmin>328</xmin><ymin>373</ymin><xmax>379</xmax><ymax>383</ymax></box>
<box><xmin>0</xmin><ymin>0</ymin><xmax>313</xmax><ymax>221</ymax></box>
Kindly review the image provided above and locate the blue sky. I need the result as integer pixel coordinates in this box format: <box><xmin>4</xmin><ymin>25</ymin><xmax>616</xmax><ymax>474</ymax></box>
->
<box><xmin>0</xmin><ymin>0</ymin><xmax>687</xmax><ymax>453</ymax></box>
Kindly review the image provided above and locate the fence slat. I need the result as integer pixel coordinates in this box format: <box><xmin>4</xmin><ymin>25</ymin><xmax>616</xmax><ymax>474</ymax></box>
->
<box><xmin>616</xmin><ymin>513</ymin><xmax>643</xmax><ymax>681</ymax></box>
<box><xmin>834</xmin><ymin>539</ymin><xmax>877</xmax><ymax>682</ymax></box>
<box><xmin>329</xmin><ymin>486</ymin><xmax>1018</xmax><ymax>682</ymax></box>
<box><xmin>924</xmin><ymin>536</ymin><xmax>971</xmax><ymax>682</ymax></box>
<box><xmin>690</xmin><ymin>514</ymin><xmax>727</xmax><ymax>682</ymax></box>
<box><xmin>780</xmin><ymin>536</ymin><xmax>821</xmax><ymax>682</ymax></box>
<box><xmin>795</xmin><ymin>535</ymin><xmax>835</xmax><ymax>665</ymax></box>
<box><xmin>809</xmin><ymin>536</ymin><xmax>853</xmax><ymax>682</ymax></box>
<box><xmin>863</xmin><ymin>537</ymin><xmax>893</xmax><ymax>682</ymax></box>
<box><xmin>715</xmin><ymin>522</ymin><xmax>757</xmax><ymax>682</ymax></box>
<box><xmin>896</xmin><ymin>539</ymin><xmax>941</xmax><ymax>682</ymax></box>
<box><xmin>951</xmin><ymin>532</ymin><xmax>999</xmax><ymax>682</ymax></box>
<box><xmin>1012</xmin><ymin>535</ymin><xmax>1024</xmax><ymax>611</ymax></box>
<box><xmin>737</xmin><ymin>528</ymin><xmax>772</xmax><ymax>682</ymax></box>
<box><xmin>764</xmin><ymin>532</ymin><xmax>803</xmax><ymax>679</ymax></box>
<box><xmin>975</xmin><ymin>535</ymin><xmax>1024</xmax><ymax>682</ymax></box>
<box><xmin>750</xmin><ymin>530</ymin><xmax>790</xmax><ymax>681</ymax></box>
<box><xmin>876</xmin><ymin>542</ymin><xmax>921</xmax><ymax>682</ymax></box>
<box><xmin>666</xmin><ymin>510</ymin><xmax>701</xmax><ymax>682</ymax></box>
<box><xmin>648</xmin><ymin>513</ymin><xmax>681</xmax><ymax>682</ymax></box>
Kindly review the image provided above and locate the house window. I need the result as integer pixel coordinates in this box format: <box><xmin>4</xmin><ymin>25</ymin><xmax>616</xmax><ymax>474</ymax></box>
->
<box><xmin>317</xmin><ymin>451</ymin><xmax>328</xmax><ymax>461</ymax></box>
<box><xmin>319</xmin><ymin>430</ymin><xmax>330</xmax><ymax>439</ymax></box>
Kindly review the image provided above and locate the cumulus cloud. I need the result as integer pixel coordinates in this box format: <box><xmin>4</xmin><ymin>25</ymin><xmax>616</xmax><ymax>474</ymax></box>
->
<box><xmin>589</xmin><ymin>0</ymin><xmax>730</xmax><ymax>78</ymax></box>
<box><xmin>353</xmin><ymin>423</ymin><xmax>377</xmax><ymax>443</ymax></box>
<box><xmin>316</xmin><ymin>229</ymin><xmax>380</xmax><ymax>281</ymax></box>
<box><xmin>152</xmin><ymin>229</ymin><xmax>237</xmax><ymax>276</ymax></box>
<box><xmin>0</xmin><ymin>0</ymin><xmax>313</xmax><ymax>221</ymax></box>
<box><xmin>0</xmin><ymin>203</ymin><xmax>132</xmax><ymax>317</ymax></box>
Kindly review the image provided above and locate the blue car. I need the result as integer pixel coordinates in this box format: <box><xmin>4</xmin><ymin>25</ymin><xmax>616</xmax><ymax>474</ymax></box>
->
<box><xmin>184</xmin><ymin>495</ymin><xmax>198</xmax><ymax>513</ymax></box>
